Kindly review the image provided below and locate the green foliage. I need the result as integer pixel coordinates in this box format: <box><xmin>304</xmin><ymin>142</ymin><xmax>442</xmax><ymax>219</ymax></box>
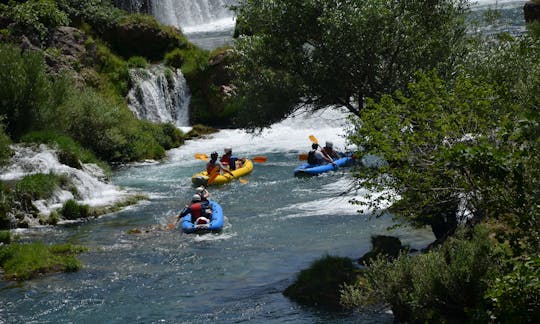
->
<box><xmin>8</xmin><ymin>0</ymin><xmax>70</xmax><ymax>43</ymax></box>
<box><xmin>0</xmin><ymin>44</ymin><xmax>50</xmax><ymax>139</ymax></box>
<box><xmin>15</xmin><ymin>173</ymin><xmax>70</xmax><ymax>200</ymax></box>
<box><xmin>231</xmin><ymin>0</ymin><xmax>470</xmax><ymax>129</ymax></box>
<box><xmin>284</xmin><ymin>255</ymin><xmax>358</xmax><ymax>310</ymax></box>
<box><xmin>0</xmin><ymin>122</ymin><xmax>12</xmax><ymax>165</ymax></box>
<box><xmin>0</xmin><ymin>241</ymin><xmax>86</xmax><ymax>280</ymax></box>
<box><xmin>95</xmin><ymin>41</ymin><xmax>129</xmax><ymax>96</ymax></box>
<box><xmin>485</xmin><ymin>256</ymin><xmax>540</xmax><ymax>322</ymax></box>
<box><xmin>164</xmin><ymin>48</ymin><xmax>185</xmax><ymax>69</ymax></box>
<box><xmin>0</xmin><ymin>230</ymin><xmax>10</xmax><ymax>244</ymax></box>
<box><xmin>127</xmin><ymin>56</ymin><xmax>148</xmax><ymax>69</ymax></box>
<box><xmin>55</xmin><ymin>0</ymin><xmax>124</xmax><ymax>32</ymax></box>
<box><xmin>60</xmin><ymin>199</ymin><xmax>89</xmax><ymax>220</ymax></box>
<box><xmin>342</xmin><ymin>226</ymin><xmax>501</xmax><ymax>322</ymax></box>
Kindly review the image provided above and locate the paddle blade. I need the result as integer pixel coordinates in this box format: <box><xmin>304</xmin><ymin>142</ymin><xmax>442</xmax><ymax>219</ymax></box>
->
<box><xmin>252</xmin><ymin>156</ymin><xmax>267</xmax><ymax>163</ymax></box>
<box><xmin>195</xmin><ymin>153</ymin><xmax>209</xmax><ymax>161</ymax></box>
<box><xmin>167</xmin><ymin>223</ymin><xmax>175</xmax><ymax>229</ymax></box>
<box><xmin>309</xmin><ymin>135</ymin><xmax>318</xmax><ymax>144</ymax></box>
<box><xmin>207</xmin><ymin>166</ymin><xmax>220</xmax><ymax>185</ymax></box>
<box><xmin>239</xmin><ymin>178</ymin><xmax>248</xmax><ymax>184</ymax></box>
<box><xmin>299</xmin><ymin>153</ymin><xmax>308</xmax><ymax>160</ymax></box>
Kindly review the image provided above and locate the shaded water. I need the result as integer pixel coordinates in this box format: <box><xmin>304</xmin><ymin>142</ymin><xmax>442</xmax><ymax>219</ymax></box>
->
<box><xmin>1</xmin><ymin>109</ymin><xmax>434</xmax><ymax>322</ymax></box>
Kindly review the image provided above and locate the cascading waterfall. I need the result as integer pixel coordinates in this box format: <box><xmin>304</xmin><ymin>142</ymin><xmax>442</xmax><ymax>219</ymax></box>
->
<box><xmin>0</xmin><ymin>144</ymin><xmax>129</xmax><ymax>221</ymax></box>
<box><xmin>150</xmin><ymin>0</ymin><xmax>235</xmax><ymax>29</ymax></box>
<box><xmin>126</xmin><ymin>65</ymin><xmax>190</xmax><ymax>127</ymax></box>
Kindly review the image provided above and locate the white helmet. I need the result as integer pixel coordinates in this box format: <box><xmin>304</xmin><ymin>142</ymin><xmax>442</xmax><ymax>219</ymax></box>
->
<box><xmin>325</xmin><ymin>141</ymin><xmax>333</xmax><ymax>148</ymax></box>
<box><xmin>195</xmin><ymin>186</ymin><xmax>205</xmax><ymax>193</ymax></box>
<box><xmin>192</xmin><ymin>194</ymin><xmax>201</xmax><ymax>202</ymax></box>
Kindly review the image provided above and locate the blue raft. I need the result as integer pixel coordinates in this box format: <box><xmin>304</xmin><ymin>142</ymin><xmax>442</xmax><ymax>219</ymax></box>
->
<box><xmin>294</xmin><ymin>156</ymin><xmax>353</xmax><ymax>177</ymax></box>
<box><xmin>181</xmin><ymin>200</ymin><xmax>224</xmax><ymax>234</ymax></box>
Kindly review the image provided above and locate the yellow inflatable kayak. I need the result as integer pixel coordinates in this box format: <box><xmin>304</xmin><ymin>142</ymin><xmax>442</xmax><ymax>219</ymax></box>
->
<box><xmin>191</xmin><ymin>159</ymin><xmax>253</xmax><ymax>186</ymax></box>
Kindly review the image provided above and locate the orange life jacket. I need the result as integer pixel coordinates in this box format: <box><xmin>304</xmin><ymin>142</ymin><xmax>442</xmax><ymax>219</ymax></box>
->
<box><xmin>206</xmin><ymin>161</ymin><xmax>216</xmax><ymax>174</ymax></box>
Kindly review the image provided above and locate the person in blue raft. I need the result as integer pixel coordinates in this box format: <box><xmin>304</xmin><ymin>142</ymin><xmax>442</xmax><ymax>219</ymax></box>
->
<box><xmin>178</xmin><ymin>193</ymin><xmax>212</xmax><ymax>226</ymax></box>
<box><xmin>307</xmin><ymin>143</ymin><xmax>336</xmax><ymax>166</ymax></box>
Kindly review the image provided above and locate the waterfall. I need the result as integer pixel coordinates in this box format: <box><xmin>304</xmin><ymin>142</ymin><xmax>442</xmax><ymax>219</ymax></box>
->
<box><xmin>149</xmin><ymin>0</ymin><xmax>235</xmax><ymax>29</ymax></box>
<box><xmin>126</xmin><ymin>65</ymin><xmax>190</xmax><ymax>127</ymax></box>
<box><xmin>0</xmin><ymin>144</ymin><xmax>130</xmax><ymax>219</ymax></box>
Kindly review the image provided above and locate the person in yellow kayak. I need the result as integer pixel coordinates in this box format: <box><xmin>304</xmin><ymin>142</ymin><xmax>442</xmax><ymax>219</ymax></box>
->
<box><xmin>207</xmin><ymin>151</ymin><xmax>234</xmax><ymax>176</ymax></box>
<box><xmin>220</xmin><ymin>148</ymin><xmax>245</xmax><ymax>170</ymax></box>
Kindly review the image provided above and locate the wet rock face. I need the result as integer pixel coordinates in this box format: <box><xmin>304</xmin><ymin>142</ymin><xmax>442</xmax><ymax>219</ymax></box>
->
<box><xmin>524</xmin><ymin>1</ymin><xmax>540</xmax><ymax>23</ymax></box>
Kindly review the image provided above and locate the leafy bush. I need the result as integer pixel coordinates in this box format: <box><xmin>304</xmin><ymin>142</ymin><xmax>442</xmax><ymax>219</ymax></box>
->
<box><xmin>60</xmin><ymin>199</ymin><xmax>90</xmax><ymax>220</ymax></box>
<box><xmin>127</xmin><ymin>56</ymin><xmax>148</xmax><ymax>69</ymax></box>
<box><xmin>0</xmin><ymin>230</ymin><xmax>10</xmax><ymax>244</ymax></box>
<box><xmin>0</xmin><ymin>241</ymin><xmax>86</xmax><ymax>280</ymax></box>
<box><xmin>341</xmin><ymin>226</ymin><xmax>502</xmax><ymax>322</ymax></box>
<box><xmin>164</xmin><ymin>48</ymin><xmax>184</xmax><ymax>69</ymax></box>
<box><xmin>0</xmin><ymin>121</ymin><xmax>12</xmax><ymax>165</ymax></box>
<box><xmin>485</xmin><ymin>256</ymin><xmax>540</xmax><ymax>322</ymax></box>
<box><xmin>0</xmin><ymin>44</ymin><xmax>50</xmax><ymax>139</ymax></box>
<box><xmin>9</xmin><ymin>0</ymin><xmax>70</xmax><ymax>43</ymax></box>
<box><xmin>15</xmin><ymin>173</ymin><xmax>70</xmax><ymax>200</ymax></box>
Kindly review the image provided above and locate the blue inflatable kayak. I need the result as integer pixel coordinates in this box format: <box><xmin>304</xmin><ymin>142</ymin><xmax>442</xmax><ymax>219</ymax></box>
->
<box><xmin>181</xmin><ymin>200</ymin><xmax>224</xmax><ymax>234</ymax></box>
<box><xmin>294</xmin><ymin>156</ymin><xmax>353</xmax><ymax>177</ymax></box>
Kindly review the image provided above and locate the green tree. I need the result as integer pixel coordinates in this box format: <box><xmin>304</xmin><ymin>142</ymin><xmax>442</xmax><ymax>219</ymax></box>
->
<box><xmin>231</xmin><ymin>0</ymin><xmax>469</xmax><ymax>129</ymax></box>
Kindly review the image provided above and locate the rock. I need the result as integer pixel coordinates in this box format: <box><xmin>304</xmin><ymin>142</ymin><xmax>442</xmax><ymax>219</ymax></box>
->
<box><xmin>358</xmin><ymin>235</ymin><xmax>405</xmax><ymax>265</ymax></box>
<box><xmin>101</xmin><ymin>16</ymin><xmax>186</xmax><ymax>61</ymax></box>
<box><xmin>283</xmin><ymin>255</ymin><xmax>358</xmax><ymax>310</ymax></box>
<box><xmin>524</xmin><ymin>1</ymin><xmax>540</xmax><ymax>23</ymax></box>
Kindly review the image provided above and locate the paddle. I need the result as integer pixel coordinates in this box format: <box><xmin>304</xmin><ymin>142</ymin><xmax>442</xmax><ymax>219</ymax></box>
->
<box><xmin>195</xmin><ymin>153</ymin><xmax>267</xmax><ymax>163</ymax></box>
<box><xmin>207</xmin><ymin>165</ymin><xmax>220</xmax><ymax>185</ymax></box>
<box><xmin>299</xmin><ymin>153</ymin><xmax>308</xmax><ymax>160</ymax></box>
<box><xmin>167</xmin><ymin>206</ymin><xmax>188</xmax><ymax>229</ymax></box>
<box><xmin>308</xmin><ymin>135</ymin><xmax>336</xmax><ymax>165</ymax></box>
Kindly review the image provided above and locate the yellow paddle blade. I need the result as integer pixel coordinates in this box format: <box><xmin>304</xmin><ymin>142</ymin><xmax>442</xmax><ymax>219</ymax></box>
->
<box><xmin>309</xmin><ymin>135</ymin><xmax>318</xmax><ymax>144</ymax></box>
<box><xmin>207</xmin><ymin>166</ymin><xmax>220</xmax><ymax>185</ymax></box>
<box><xmin>299</xmin><ymin>153</ymin><xmax>308</xmax><ymax>160</ymax></box>
<box><xmin>194</xmin><ymin>153</ymin><xmax>209</xmax><ymax>161</ymax></box>
<box><xmin>167</xmin><ymin>223</ymin><xmax>175</xmax><ymax>229</ymax></box>
<box><xmin>239</xmin><ymin>178</ymin><xmax>248</xmax><ymax>184</ymax></box>
<box><xmin>252</xmin><ymin>156</ymin><xmax>267</xmax><ymax>163</ymax></box>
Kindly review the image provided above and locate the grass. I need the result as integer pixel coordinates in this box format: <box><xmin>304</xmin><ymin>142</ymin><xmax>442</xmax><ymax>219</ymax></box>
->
<box><xmin>15</xmin><ymin>173</ymin><xmax>71</xmax><ymax>200</ymax></box>
<box><xmin>0</xmin><ymin>242</ymin><xmax>87</xmax><ymax>281</ymax></box>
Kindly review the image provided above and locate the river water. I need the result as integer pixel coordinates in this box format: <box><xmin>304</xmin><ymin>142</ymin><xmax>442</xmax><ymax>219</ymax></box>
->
<box><xmin>0</xmin><ymin>0</ymin><xmax>526</xmax><ymax>322</ymax></box>
<box><xmin>1</xmin><ymin>108</ymin><xmax>435</xmax><ymax>323</ymax></box>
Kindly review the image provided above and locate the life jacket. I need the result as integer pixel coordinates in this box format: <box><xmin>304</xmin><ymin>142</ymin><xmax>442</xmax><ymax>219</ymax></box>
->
<box><xmin>220</xmin><ymin>154</ymin><xmax>231</xmax><ymax>167</ymax></box>
<box><xmin>206</xmin><ymin>161</ymin><xmax>216</xmax><ymax>174</ymax></box>
<box><xmin>190</xmin><ymin>203</ymin><xmax>202</xmax><ymax>222</ymax></box>
<box><xmin>307</xmin><ymin>150</ymin><xmax>318</xmax><ymax>165</ymax></box>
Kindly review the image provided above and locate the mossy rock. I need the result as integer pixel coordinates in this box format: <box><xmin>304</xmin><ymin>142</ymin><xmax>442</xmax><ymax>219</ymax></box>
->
<box><xmin>185</xmin><ymin>124</ymin><xmax>219</xmax><ymax>139</ymax></box>
<box><xmin>358</xmin><ymin>235</ymin><xmax>405</xmax><ymax>266</ymax></box>
<box><xmin>283</xmin><ymin>255</ymin><xmax>358</xmax><ymax>310</ymax></box>
<box><xmin>101</xmin><ymin>14</ymin><xmax>187</xmax><ymax>61</ymax></box>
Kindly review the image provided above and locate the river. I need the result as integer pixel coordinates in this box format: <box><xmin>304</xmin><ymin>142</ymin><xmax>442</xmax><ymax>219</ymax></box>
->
<box><xmin>1</xmin><ymin>108</ymin><xmax>435</xmax><ymax>323</ymax></box>
<box><xmin>0</xmin><ymin>0</ymin><xmax>526</xmax><ymax>322</ymax></box>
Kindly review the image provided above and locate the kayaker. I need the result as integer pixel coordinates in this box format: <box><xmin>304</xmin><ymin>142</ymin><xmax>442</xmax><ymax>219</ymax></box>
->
<box><xmin>220</xmin><ymin>148</ymin><xmax>245</xmax><ymax>170</ymax></box>
<box><xmin>308</xmin><ymin>143</ymin><xmax>335</xmax><ymax>165</ymax></box>
<box><xmin>322</xmin><ymin>141</ymin><xmax>340</xmax><ymax>159</ymax></box>
<box><xmin>178</xmin><ymin>194</ymin><xmax>211</xmax><ymax>224</ymax></box>
<box><xmin>207</xmin><ymin>152</ymin><xmax>234</xmax><ymax>177</ymax></box>
<box><xmin>195</xmin><ymin>186</ymin><xmax>210</xmax><ymax>201</ymax></box>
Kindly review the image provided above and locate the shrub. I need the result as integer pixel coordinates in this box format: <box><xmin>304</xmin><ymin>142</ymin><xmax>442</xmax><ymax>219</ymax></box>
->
<box><xmin>9</xmin><ymin>0</ymin><xmax>70</xmax><ymax>43</ymax></box>
<box><xmin>60</xmin><ymin>199</ymin><xmax>90</xmax><ymax>220</ymax></box>
<box><xmin>15</xmin><ymin>173</ymin><xmax>69</xmax><ymax>200</ymax></box>
<box><xmin>127</xmin><ymin>56</ymin><xmax>148</xmax><ymax>69</ymax></box>
<box><xmin>164</xmin><ymin>48</ymin><xmax>184</xmax><ymax>69</ymax></box>
<box><xmin>485</xmin><ymin>256</ymin><xmax>540</xmax><ymax>322</ymax></box>
<box><xmin>0</xmin><ymin>44</ymin><xmax>50</xmax><ymax>139</ymax></box>
<box><xmin>0</xmin><ymin>121</ymin><xmax>12</xmax><ymax>165</ymax></box>
<box><xmin>0</xmin><ymin>230</ymin><xmax>10</xmax><ymax>244</ymax></box>
<box><xmin>341</xmin><ymin>225</ymin><xmax>502</xmax><ymax>322</ymax></box>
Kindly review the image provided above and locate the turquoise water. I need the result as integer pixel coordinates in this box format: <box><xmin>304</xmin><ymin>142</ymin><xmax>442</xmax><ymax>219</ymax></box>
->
<box><xmin>0</xmin><ymin>110</ymin><xmax>435</xmax><ymax>323</ymax></box>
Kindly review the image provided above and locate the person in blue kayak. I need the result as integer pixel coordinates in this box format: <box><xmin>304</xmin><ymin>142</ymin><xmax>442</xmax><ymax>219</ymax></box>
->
<box><xmin>322</xmin><ymin>141</ymin><xmax>340</xmax><ymax>160</ymax></box>
<box><xmin>308</xmin><ymin>143</ymin><xmax>335</xmax><ymax>165</ymax></box>
<box><xmin>195</xmin><ymin>186</ymin><xmax>210</xmax><ymax>202</ymax></box>
<box><xmin>178</xmin><ymin>194</ymin><xmax>212</xmax><ymax>225</ymax></box>
<box><xmin>207</xmin><ymin>151</ymin><xmax>234</xmax><ymax>176</ymax></box>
